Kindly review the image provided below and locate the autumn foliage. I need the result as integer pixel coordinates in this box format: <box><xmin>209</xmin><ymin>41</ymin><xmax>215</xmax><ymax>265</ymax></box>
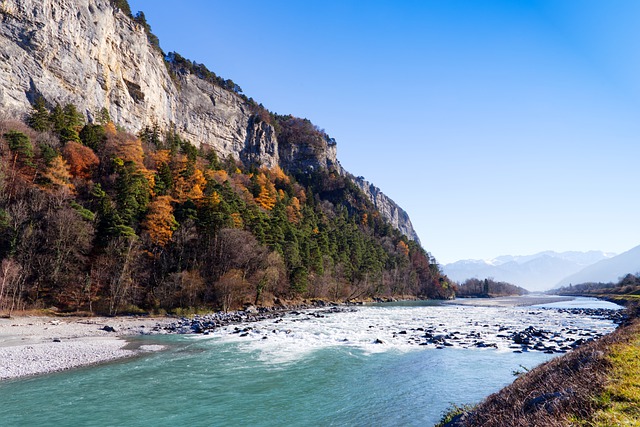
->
<box><xmin>142</xmin><ymin>196</ymin><xmax>177</xmax><ymax>247</ymax></box>
<box><xmin>0</xmin><ymin>103</ymin><xmax>452</xmax><ymax>315</ymax></box>
<box><xmin>63</xmin><ymin>141</ymin><xmax>100</xmax><ymax>179</ymax></box>
<box><xmin>42</xmin><ymin>156</ymin><xmax>74</xmax><ymax>191</ymax></box>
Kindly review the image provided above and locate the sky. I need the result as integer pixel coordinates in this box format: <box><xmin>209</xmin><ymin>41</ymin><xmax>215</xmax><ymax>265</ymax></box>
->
<box><xmin>128</xmin><ymin>0</ymin><xmax>640</xmax><ymax>264</ymax></box>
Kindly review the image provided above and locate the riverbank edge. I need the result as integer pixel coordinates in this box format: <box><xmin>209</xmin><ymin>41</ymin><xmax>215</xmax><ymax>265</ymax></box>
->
<box><xmin>0</xmin><ymin>298</ymin><xmax>373</xmax><ymax>381</ymax></box>
<box><xmin>438</xmin><ymin>299</ymin><xmax>640</xmax><ymax>426</ymax></box>
<box><xmin>0</xmin><ymin>316</ymin><xmax>171</xmax><ymax>381</ymax></box>
<box><xmin>0</xmin><ymin>294</ymin><xmax>614</xmax><ymax>383</ymax></box>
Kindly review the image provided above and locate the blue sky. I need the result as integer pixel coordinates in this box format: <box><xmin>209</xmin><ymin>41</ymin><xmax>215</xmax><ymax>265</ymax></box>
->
<box><xmin>128</xmin><ymin>0</ymin><xmax>640</xmax><ymax>264</ymax></box>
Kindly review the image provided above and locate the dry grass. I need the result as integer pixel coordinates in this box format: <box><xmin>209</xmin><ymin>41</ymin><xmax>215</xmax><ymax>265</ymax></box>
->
<box><xmin>462</xmin><ymin>343</ymin><xmax>611</xmax><ymax>426</ymax></box>
<box><xmin>0</xmin><ymin>308</ymin><xmax>57</xmax><ymax>317</ymax></box>
<box><xmin>446</xmin><ymin>314</ymin><xmax>640</xmax><ymax>427</ymax></box>
<box><xmin>574</xmin><ymin>321</ymin><xmax>640</xmax><ymax>426</ymax></box>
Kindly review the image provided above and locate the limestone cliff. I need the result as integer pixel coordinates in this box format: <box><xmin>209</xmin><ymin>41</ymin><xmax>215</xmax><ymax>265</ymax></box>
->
<box><xmin>0</xmin><ymin>0</ymin><xmax>274</xmax><ymax>164</ymax></box>
<box><xmin>352</xmin><ymin>176</ymin><xmax>421</xmax><ymax>244</ymax></box>
<box><xmin>0</xmin><ymin>0</ymin><xmax>421</xmax><ymax>242</ymax></box>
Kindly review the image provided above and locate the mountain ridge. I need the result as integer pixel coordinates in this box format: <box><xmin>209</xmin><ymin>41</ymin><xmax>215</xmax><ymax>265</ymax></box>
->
<box><xmin>554</xmin><ymin>245</ymin><xmax>640</xmax><ymax>288</ymax></box>
<box><xmin>443</xmin><ymin>250</ymin><xmax>616</xmax><ymax>292</ymax></box>
<box><xmin>0</xmin><ymin>0</ymin><xmax>452</xmax><ymax>315</ymax></box>
<box><xmin>0</xmin><ymin>0</ymin><xmax>420</xmax><ymax>242</ymax></box>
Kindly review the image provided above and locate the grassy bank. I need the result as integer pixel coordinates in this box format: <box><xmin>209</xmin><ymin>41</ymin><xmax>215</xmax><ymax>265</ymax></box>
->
<box><xmin>439</xmin><ymin>300</ymin><xmax>640</xmax><ymax>426</ymax></box>
<box><xmin>572</xmin><ymin>317</ymin><xmax>640</xmax><ymax>426</ymax></box>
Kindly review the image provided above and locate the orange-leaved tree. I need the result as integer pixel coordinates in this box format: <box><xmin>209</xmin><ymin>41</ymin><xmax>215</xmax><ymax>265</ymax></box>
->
<box><xmin>142</xmin><ymin>195</ymin><xmax>178</xmax><ymax>247</ymax></box>
<box><xmin>396</xmin><ymin>240</ymin><xmax>410</xmax><ymax>258</ymax></box>
<box><xmin>42</xmin><ymin>155</ymin><xmax>75</xmax><ymax>192</ymax></box>
<box><xmin>174</xmin><ymin>168</ymin><xmax>206</xmax><ymax>202</ymax></box>
<box><xmin>63</xmin><ymin>141</ymin><xmax>100</xmax><ymax>179</ymax></box>
<box><xmin>254</xmin><ymin>172</ymin><xmax>277</xmax><ymax>210</ymax></box>
<box><xmin>104</xmin><ymin>123</ymin><xmax>145</xmax><ymax>168</ymax></box>
<box><xmin>286</xmin><ymin>196</ymin><xmax>302</xmax><ymax>223</ymax></box>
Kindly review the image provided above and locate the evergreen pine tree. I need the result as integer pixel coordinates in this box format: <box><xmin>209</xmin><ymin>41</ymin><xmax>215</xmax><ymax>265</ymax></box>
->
<box><xmin>27</xmin><ymin>97</ymin><xmax>50</xmax><ymax>131</ymax></box>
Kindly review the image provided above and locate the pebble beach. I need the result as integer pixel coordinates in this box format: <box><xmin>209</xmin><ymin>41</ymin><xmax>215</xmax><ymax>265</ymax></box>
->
<box><xmin>0</xmin><ymin>316</ymin><xmax>171</xmax><ymax>381</ymax></box>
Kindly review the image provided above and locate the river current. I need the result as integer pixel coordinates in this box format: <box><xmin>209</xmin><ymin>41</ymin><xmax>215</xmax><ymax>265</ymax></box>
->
<box><xmin>0</xmin><ymin>297</ymin><xmax>622</xmax><ymax>426</ymax></box>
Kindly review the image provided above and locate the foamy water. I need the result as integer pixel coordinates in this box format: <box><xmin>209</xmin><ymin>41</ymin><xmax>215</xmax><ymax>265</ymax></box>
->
<box><xmin>193</xmin><ymin>300</ymin><xmax>619</xmax><ymax>364</ymax></box>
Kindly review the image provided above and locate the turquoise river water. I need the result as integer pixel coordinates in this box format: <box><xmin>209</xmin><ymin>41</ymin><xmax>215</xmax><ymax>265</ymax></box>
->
<box><xmin>0</xmin><ymin>298</ymin><xmax>621</xmax><ymax>426</ymax></box>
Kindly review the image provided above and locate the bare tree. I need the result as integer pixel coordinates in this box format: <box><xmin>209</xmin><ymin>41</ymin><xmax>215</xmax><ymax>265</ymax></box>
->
<box><xmin>217</xmin><ymin>269</ymin><xmax>245</xmax><ymax>312</ymax></box>
<box><xmin>42</xmin><ymin>206</ymin><xmax>93</xmax><ymax>296</ymax></box>
<box><xmin>0</xmin><ymin>258</ymin><xmax>24</xmax><ymax>315</ymax></box>
<box><xmin>92</xmin><ymin>236</ymin><xmax>142</xmax><ymax>315</ymax></box>
<box><xmin>250</xmin><ymin>251</ymin><xmax>286</xmax><ymax>305</ymax></box>
<box><xmin>202</xmin><ymin>228</ymin><xmax>272</xmax><ymax>310</ymax></box>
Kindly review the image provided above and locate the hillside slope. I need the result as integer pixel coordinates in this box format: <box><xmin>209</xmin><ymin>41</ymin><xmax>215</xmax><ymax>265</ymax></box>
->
<box><xmin>0</xmin><ymin>0</ymin><xmax>419</xmax><ymax>242</ymax></box>
<box><xmin>0</xmin><ymin>0</ymin><xmax>447</xmax><ymax>314</ymax></box>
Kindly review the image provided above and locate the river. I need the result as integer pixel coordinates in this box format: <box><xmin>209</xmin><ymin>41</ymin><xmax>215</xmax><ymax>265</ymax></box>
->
<box><xmin>0</xmin><ymin>297</ymin><xmax>622</xmax><ymax>426</ymax></box>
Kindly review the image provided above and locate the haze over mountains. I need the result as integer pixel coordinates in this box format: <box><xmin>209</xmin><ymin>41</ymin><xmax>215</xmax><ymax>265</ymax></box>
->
<box><xmin>554</xmin><ymin>245</ymin><xmax>640</xmax><ymax>288</ymax></box>
<box><xmin>443</xmin><ymin>250</ymin><xmax>622</xmax><ymax>292</ymax></box>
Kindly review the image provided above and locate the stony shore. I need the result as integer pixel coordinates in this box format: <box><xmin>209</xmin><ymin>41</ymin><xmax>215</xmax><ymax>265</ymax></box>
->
<box><xmin>0</xmin><ymin>316</ymin><xmax>173</xmax><ymax>381</ymax></box>
<box><xmin>0</xmin><ymin>302</ymin><xmax>327</xmax><ymax>381</ymax></box>
<box><xmin>439</xmin><ymin>303</ymin><xmax>640</xmax><ymax>426</ymax></box>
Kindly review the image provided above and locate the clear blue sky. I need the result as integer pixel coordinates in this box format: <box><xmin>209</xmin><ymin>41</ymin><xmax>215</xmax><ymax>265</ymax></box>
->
<box><xmin>129</xmin><ymin>0</ymin><xmax>640</xmax><ymax>264</ymax></box>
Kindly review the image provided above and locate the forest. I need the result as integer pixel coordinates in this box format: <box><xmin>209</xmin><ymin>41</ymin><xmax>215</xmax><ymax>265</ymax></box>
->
<box><xmin>554</xmin><ymin>274</ymin><xmax>640</xmax><ymax>298</ymax></box>
<box><xmin>0</xmin><ymin>100</ymin><xmax>454</xmax><ymax>315</ymax></box>
<box><xmin>455</xmin><ymin>278</ymin><xmax>528</xmax><ymax>298</ymax></box>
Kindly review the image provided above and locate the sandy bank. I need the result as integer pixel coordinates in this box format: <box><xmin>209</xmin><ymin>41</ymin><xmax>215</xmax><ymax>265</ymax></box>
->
<box><xmin>443</xmin><ymin>295</ymin><xmax>575</xmax><ymax>307</ymax></box>
<box><xmin>0</xmin><ymin>316</ymin><xmax>172</xmax><ymax>381</ymax></box>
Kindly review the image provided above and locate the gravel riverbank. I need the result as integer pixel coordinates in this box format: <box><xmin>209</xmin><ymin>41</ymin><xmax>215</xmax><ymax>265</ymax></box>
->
<box><xmin>0</xmin><ymin>303</ymin><xmax>323</xmax><ymax>381</ymax></box>
<box><xmin>442</xmin><ymin>295</ymin><xmax>575</xmax><ymax>307</ymax></box>
<box><xmin>0</xmin><ymin>316</ymin><xmax>173</xmax><ymax>381</ymax></box>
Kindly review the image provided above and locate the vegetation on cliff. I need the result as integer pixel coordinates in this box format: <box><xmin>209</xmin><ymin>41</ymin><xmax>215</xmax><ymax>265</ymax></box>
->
<box><xmin>0</xmin><ymin>0</ymin><xmax>454</xmax><ymax>316</ymax></box>
<box><xmin>0</xmin><ymin>101</ymin><xmax>452</xmax><ymax>315</ymax></box>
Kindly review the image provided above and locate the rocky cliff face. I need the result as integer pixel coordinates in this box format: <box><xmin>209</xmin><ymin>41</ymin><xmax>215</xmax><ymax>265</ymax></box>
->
<box><xmin>0</xmin><ymin>0</ymin><xmax>272</xmax><ymax>163</ymax></box>
<box><xmin>0</xmin><ymin>0</ymin><xmax>421</xmax><ymax>242</ymax></box>
<box><xmin>352</xmin><ymin>177</ymin><xmax>421</xmax><ymax>244</ymax></box>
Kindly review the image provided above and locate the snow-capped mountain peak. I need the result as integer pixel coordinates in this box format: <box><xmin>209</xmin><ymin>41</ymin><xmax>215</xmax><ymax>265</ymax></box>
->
<box><xmin>443</xmin><ymin>250</ymin><xmax>617</xmax><ymax>292</ymax></box>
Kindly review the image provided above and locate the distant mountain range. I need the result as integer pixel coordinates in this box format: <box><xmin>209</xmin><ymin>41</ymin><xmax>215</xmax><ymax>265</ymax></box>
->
<box><xmin>554</xmin><ymin>245</ymin><xmax>640</xmax><ymax>288</ymax></box>
<box><xmin>442</xmin><ymin>250</ymin><xmax>620</xmax><ymax>292</ymax></box>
